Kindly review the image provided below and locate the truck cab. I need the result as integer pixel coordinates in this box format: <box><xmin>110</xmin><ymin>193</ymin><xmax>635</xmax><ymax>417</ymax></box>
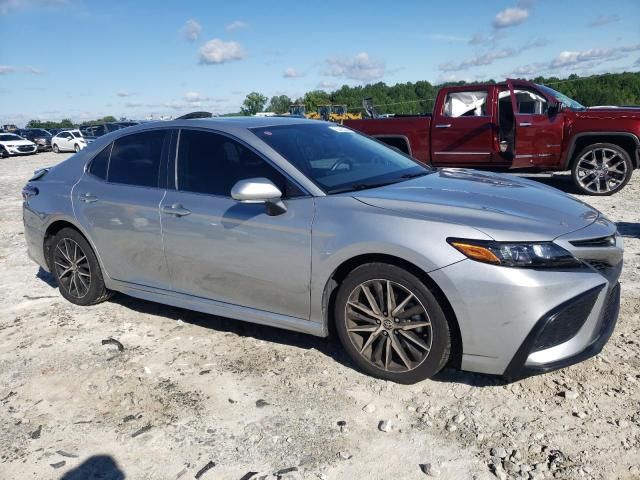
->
<box><xmin>345</xmin><ymin>79</ymin><xmax>640</xmax><ymax>195</ymax></box>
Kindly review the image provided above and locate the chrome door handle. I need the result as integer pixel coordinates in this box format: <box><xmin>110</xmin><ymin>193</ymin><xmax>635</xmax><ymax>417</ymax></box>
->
<box><xmin>519</xmin><ymin>122</ymin><xmax>532</xmax><ymax>127</ymax></box>
<box><xmin>435</xmin><ymin>124</ymin><xmax>451</xmax><ymax>128</ymax></box>
<box><xmin>80</xmin><ymin>192</ymin><xmax>98</xmax><ymax>203</ymax></box>
<box><xmin>161</xmin><ymin>204</ymin><xmax>191</xmax><ymax>217</ymax></box>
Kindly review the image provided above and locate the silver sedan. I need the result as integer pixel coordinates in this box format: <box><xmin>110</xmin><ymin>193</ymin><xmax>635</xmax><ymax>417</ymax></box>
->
<box><xmin>22</xmin><ymin>117</ymin><xmax>623</xmax><ymax>383</ymax></box>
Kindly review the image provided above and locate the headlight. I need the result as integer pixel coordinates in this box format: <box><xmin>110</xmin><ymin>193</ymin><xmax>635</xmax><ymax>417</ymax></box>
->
<box><xmin>447</xmin><ymin>238</ymin><xmax>581</xmax><ymax>268</ymax></box>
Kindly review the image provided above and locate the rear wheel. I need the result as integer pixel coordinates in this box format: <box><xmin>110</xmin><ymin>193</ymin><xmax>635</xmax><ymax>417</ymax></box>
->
<box><xmin>571</xmin><ymin>143</ymin><xmax>633</xmax><ymax>195</ymax></box>
<box><xmin>49</xmin><ymin>228</ymin><xmax>112</xmax><ymax>306</ymax></box>
<box><xmin>334</xmin><ymin>263</ymin><xmax>451</xmax><ymax>384</ymax></box>
<box><xmin>53</xmin><ymin>144</ymin><xmax>60</xmax><ymax>153</ymax></box>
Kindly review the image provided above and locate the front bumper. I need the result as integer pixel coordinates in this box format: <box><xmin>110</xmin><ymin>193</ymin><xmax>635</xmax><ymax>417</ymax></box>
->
<box><xmin>5</xmin><ymin>145</ymin><xmax>37</xmax><ymax>155</ymax></box>
<box><xmin>504</xmin><ymin>282</ymin><xmax>620</xmax><ymax>379</ymax></box>
<box><xmin>430</xmin><ymin>216</ymin><xmax>623</xmax><ymax>377</ymax></box>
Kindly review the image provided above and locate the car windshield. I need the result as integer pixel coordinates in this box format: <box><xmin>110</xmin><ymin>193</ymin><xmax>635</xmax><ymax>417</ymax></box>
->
<box><xmin>537</xmin><ymin>85</ymin><xmax>585</xmax><ymax>110</ymax></box>
<box><xmin>0</xmin><ymin>134</ymin><xmax>21</xmax><ymax>141</ymax></box>
<box><xmin>31</xmin><ymin>129</ymin><xmax>51</xmax><ymax>136</ymax></box>
<box><xmin>251</xmin><ymin>123</ymin><xmax>431</xmax><ymax>194</ymax></box>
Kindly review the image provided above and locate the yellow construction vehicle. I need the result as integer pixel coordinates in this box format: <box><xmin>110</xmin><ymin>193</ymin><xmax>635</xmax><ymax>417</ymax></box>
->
<box><xmin>329</xmin><ymin>104</ymin><xmax>362</xmax><ymax>123</ymax></box>
<box><xmin>288</xmin><ymin>104</ymin><xmax>306</xmax><ymax>117</ymax></box>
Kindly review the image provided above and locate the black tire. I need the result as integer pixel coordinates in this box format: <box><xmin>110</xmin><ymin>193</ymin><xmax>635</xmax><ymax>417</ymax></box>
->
<box><xmin>53</xmin><ymin>144</ymin><xmax>60</xmax><ymax>153</ymax></box>
<box><xmin>74</xmin><ymin>144</ymin><xmax>80</xmax><ymax>153</ymax></box>
<box><xmin>0</xmin><ymin>147</ymin><xmax>6</xmax><ymax>158</ymax></box>
<box><xmin>571</xmin><ymin>142</ymin><xmax>633</xmax><ymax>196</ymax></box>
<box><xmin>49</xmin><ymin>227</ymin><xmax>113</xmax><ymax>306</ymax></box>
<box><xmin>334</xmin><ymin>263</ymin><xmax>451</xmax><ymax>384</ymax></box>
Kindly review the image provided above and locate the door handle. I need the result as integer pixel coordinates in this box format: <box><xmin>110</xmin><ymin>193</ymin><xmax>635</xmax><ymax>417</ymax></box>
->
<box><xmin>519</xmin><ymin>122</ymin><xmax>532</xmax><ymax>127</ymax></box>
<box><xmin>435</xmin><ymin>124</ymin><xmax>451</xmax><ymax>128</ymax></box>
<box><xmin>161</xmin><ymin>203</ymin><xmax>191</xmax><ymax>217</ymax></box>
<box><xmin>80</xmin><ymin>192</ymin><xmax>98</xmax><ymax>203</ymax></box>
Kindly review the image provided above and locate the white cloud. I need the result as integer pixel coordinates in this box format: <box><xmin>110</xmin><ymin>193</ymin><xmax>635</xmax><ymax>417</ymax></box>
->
<box><xmin>317</xmin><ymin>81</ymin><xmax>337</xmax><ymax>90</ymax></box>
<box><xmin>116</xmin><ymin>90</ymin><xmax>132</xmax><ymax>97</ymax></box>
<box><xmin>0</xmin><ymin>64</ymin><xmax>43</xmax><ymax>74</ymax></box>
<box><xmin>425</xmin><ymin>33</ymin><xmax>469</xmax><ymax>42</ymax></box>
<box><xmin>0</xmin><ymin>65</ymin><xmax>17</xmax><ymax>74</ymax></box>
<box><xmin>589</xmin><ymin>14</ymin><xmax>620</xmax><ymax>27</ymax></box>
<box><xmin>199</xmin><ymin>39</ymin><xmax>246</xmax><ymax>65</ymax></box>
<box><xmin>283</xmin><ymin>67</ymin><xmax>302</xmax><ymax>78</ymax></box>
<box><xmin>225</xmin><ymin>20</ymin><xmax>248</xmax><ymax>32</ymax></box>
<box><xmin>493</xmin><ymin>6</ymin><xmax>529</xmax><ymax>29</ymax></box>
<box><xmin>125</xmin><ymin>101</ymin><xmax>144</xmax><ymax>108</ymax></box>
<box><xmin>439</xmin><ymin>39</ymin><xmax>546</xmax><ymax>71</ymax></box>
<box><xmin>324</xmin><ymin>52</ymin><xmax>385</xmax><ymax>82</ymax></box>
<box><xmin>181</xmin><ymin>19</ymin><xmax>202</xmax><ymax>42</ymax></box>
<box><xmin>510</xmin><ymin>43</ymin><xmax>640</xmax><ymax>77</ymax></box>
<box><xmin>0</xmin><ymin>0</ymin><xmax>67</xmax><ymax>15</ymax></box>
<box><xmin>184</xmin><ymin>91</ymin><xmax>209</xmax><ymax>102</ymax></box>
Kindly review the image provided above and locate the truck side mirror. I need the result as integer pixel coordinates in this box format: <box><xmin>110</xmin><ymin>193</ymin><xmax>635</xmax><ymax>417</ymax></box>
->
<box><xmin>548</xmin><ymin>102</ymin><xmax>562</xmax><ymax>116</ymax></box>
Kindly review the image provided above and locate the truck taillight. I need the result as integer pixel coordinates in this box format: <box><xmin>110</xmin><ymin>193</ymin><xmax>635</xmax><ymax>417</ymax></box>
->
<box><xmin>22</xmin><ymin>185</ymin><xmax>39</xmax><ymax>201</ymax></box>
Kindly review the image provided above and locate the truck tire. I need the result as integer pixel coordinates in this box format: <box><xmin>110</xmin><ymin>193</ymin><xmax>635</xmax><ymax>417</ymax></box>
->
<box><xmin>571</xmin><ymin>142</ymin><xmax>633</xmax><ymax>195</ymax></box>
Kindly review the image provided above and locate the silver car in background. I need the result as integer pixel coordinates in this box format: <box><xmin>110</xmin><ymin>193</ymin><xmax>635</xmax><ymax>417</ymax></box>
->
<box><xmin>22</xmin><ymin>117</ymin><xmax>622</xmax><ymax>383</ymax></box>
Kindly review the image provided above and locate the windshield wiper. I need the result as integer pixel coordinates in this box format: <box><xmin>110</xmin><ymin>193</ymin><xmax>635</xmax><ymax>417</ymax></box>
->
<box><xmin>399</xmin><ymin>171</ymin><xmax>430</xmax><ymax>179</ymax></box>
<box><xmin>327</xmin><ymin>181</ymin><xmax>399</xmax><ymax>194</ymax></box>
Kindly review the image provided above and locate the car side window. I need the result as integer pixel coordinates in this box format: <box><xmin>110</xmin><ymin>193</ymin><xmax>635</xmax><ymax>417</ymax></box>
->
<box><xmin>443</xmin><ymin>91</ymin><xmax>488</xmax><ymax>117</ymax></box>
<box><xmin>177</xmin><ymin>129</ymin><xmax>303</xmax><ymax>197</ymax></box>
<box><xmin>88</xmin><ymin>144</ymin><xmax>111</xmax><ymax>180</ymax></box>
<box><xmin>107</xmin><ymin>130</ymin><xmax>166</xmax><ymax>188</ymax></box>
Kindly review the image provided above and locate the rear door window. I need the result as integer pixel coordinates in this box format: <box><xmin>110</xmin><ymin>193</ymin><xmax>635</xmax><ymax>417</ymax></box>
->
<box><xmin>443</xmin><ymin>91</ymin><xmax>488</xmax><ymax>117</ymax></box>
<box><xmin>88</xmin><ymin>144</ymin><xmax>111</xmax><ymax>180</ymax></box>
<box><xmin>107</xmin><ymin>130</ymin><xmax>166</xmax><ymax>188</ymax></box>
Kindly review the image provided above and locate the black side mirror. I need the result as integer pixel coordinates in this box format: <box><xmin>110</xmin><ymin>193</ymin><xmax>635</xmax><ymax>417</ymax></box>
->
<box><xmin>548</xmin><ymin>102</ymin><xmax>562</xmax><ymax>116</ymax></box>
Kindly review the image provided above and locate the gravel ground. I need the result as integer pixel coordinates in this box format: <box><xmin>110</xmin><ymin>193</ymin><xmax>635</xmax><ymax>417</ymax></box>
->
<box><xmin>0</xmin><ymin>151</ymin><xmax>639</xmax><ymax>480</ymax></box>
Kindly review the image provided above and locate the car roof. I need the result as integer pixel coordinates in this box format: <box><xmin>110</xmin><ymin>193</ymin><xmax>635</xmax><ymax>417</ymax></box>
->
<box><xmin>173</xmin><ymin>115</ymin><xmax>318</xmax><ymax>128</ymax></box>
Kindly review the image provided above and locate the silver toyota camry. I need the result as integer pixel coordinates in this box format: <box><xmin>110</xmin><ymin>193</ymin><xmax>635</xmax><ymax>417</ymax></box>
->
<box><xmin>22</xmin><ymin>117</ymin><xmax>623</xmax><ymax>383</ymax></box>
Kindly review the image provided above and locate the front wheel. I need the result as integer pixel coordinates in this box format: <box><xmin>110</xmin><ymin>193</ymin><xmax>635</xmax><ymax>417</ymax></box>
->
<box><xmin>49</xmin><ymin>228</ymin><xmax>113</xmax><ymax>306</ymax></box>
<box><xmin>53</xmin><ymin>144</ymin><xmax>60</xmax><ymax>153</ymax></box>
<box><xmin>572</xmin><ymin>143</ymin><xmax>633</xmax><ymax>195</ymax></box>
<box><xmin>74</xmin><ymin>144</ymin><xmax>80</xmax><ymax>153</ymax></box>
<box><xmin>334</xmin><ymin>263</ymin><xmax>451</xmax><ymax>384</ymax></box>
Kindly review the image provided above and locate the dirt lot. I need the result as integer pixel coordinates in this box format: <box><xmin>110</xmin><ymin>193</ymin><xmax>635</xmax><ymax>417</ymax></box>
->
<box><xmin>0</xmin><ymin>151</ymin><xmax>639</xmax><ymax>480</ymax></box>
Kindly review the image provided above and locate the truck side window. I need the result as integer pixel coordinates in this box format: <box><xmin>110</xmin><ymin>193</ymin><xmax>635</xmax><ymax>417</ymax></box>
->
<box><xmin>443</xmin><ymin>91</ymin><xmax>488</xmax><ymax>117</ymax></box>
<box><xmin>513</xmin><ymin>89</ymin><xmax>548</xmax><ymax>115</ymax></box>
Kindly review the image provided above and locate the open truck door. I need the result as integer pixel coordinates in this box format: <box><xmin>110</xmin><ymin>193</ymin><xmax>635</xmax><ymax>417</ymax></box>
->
<box><xmin>507</xmin><ymin>79</ymin><xmax>564</xmax><ymax>169</ymax></box>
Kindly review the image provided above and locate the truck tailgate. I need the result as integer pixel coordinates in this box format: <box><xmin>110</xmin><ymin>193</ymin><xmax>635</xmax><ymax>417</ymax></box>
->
<box><xmin>344</xmin><ymin>117</ymin><xmax>431</xmax><ymax>164</ymax></box>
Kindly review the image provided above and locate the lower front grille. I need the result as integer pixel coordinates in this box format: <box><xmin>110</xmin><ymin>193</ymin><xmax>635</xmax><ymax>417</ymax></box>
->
<box><xmin>531</xmin><ymin>286</ymin><xmax>601</xmax><ymax>352</ymax></box>
<box><xmin>17</xmin><ymin>146</ymin><xmax>35</xmax><ymax>152</ymax></box>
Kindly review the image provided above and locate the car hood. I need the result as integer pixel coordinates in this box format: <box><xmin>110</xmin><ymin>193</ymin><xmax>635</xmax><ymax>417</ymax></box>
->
<box><xmin>0</xmin><ymin>139</ymin><xmax>35</xmax><ymax>146</ymax></box>
<box><xmin>352</xmin><ymin>169</ymin><xmax>600</xmax><ymax>241</ymax></box>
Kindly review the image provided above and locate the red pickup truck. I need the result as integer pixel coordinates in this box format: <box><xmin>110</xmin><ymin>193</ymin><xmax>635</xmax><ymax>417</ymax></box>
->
<box><xmin>345</xmin><ymin>79</ymin><xmax>640</xmax><ymax>195</ymax></box>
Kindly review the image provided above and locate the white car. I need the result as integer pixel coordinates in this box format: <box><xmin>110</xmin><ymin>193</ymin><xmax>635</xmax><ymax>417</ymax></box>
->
<box><xmin>52</xmin><ymin>130</ymin><xmax>88</xmax><ymax>153</ymax></box>
<box><xmin>0</xmin><ymin>133</ymin><xmax>37</xmax><ymax>158</ymax></box>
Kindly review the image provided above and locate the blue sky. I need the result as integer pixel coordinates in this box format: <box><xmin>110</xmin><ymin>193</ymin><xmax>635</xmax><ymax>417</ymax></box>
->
<box><xmin>1</xmin><ymin>0</ymin><xmax>639</xmax><ymax>124</ymax></box>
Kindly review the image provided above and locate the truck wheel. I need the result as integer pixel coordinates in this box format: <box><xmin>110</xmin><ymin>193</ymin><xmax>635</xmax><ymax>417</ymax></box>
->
<box><xmin>572</xmin><ymin>143</ymin><xmax>633</xmax><ymax>195</ymax></box>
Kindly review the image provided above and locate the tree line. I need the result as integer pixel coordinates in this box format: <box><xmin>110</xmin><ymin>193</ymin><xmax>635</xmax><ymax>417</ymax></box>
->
<box><xmin>25</xmin><ymin>116</ymin><xmax>118</xmax><ymax>129</ymax></box>
<box><xmin>240</xmin><ymin>71</ymin><xmax>640</xmax><ymax>116</ymax></box>
<box><xmin>22</xmin><ymin>71</ymin><xmax>640</xmax><ymax>126</ymax></box>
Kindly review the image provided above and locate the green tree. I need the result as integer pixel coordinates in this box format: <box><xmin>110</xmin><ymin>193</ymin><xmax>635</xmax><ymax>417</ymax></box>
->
<box><xmin>302</xmin><ymin>90</ymin><xmax>331</xmax><ymax>112</ymax></box>
<box><xmin>241</xmin><ymin>92</ymin><xmax>268</xmax><ymax>116</ymax></box>
<box><xmin>267</xmin><ymin>95</ymin><xmax>292</xmax><ymax>114</ymax></box>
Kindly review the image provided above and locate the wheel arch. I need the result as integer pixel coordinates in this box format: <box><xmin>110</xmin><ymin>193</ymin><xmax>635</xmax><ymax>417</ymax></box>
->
<box><xmin>43</xmin><ymin>218</ymin><xmax>105</xmax><ymax>276</ymax></box>
<box><xmin>322</xmin><ymin>253</ymin><xmax>463</xmax><ymax>369</ymax></box>
<box><xmin>564</xmin><ymin>132</ymin><xmax>640</xmax><ymax>169</ymax></box>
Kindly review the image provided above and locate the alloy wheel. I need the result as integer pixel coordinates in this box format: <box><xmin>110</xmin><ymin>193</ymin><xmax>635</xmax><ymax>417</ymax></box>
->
<box><xmin>575</xmin><ymin>147</ymin><xmax>628</xmax><ymax>194</ymax></box>
<box><xmin>344</xmin><ymin>279</ymin><xmax>433</xmax><ymax>373</ymax></box>
<box><xmin>53</xmin><ymin>238</ymin><xmax>91</xmax><ymax>298</ymax></box>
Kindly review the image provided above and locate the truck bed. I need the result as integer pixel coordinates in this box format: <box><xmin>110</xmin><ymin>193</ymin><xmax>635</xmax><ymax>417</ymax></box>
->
<box><xmin>344</xmin><ymin>116</ymin><xmax>432</xmax><ymax>164</ymax></box>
